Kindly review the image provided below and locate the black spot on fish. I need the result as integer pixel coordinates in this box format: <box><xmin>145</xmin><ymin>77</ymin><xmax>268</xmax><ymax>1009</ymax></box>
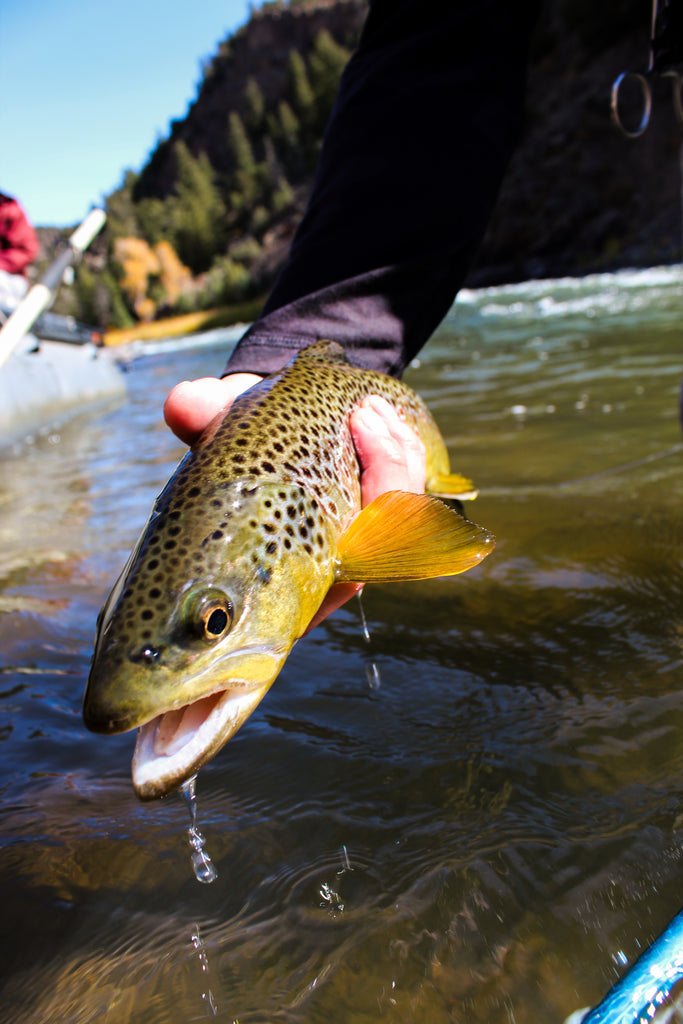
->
<box><xmin>261</xmin><ymin>461</ymin><xmax>275</xmax><ymax>473</ymax></box>
<box><xmin>212</xmin><ymin>530</ymin><xmax>223</xmax><ymax>541</ymax></box>
<box><xmin>266</xmin><ymin>541</ymin><xmax>277</xmax><ymax>555</ymax></box>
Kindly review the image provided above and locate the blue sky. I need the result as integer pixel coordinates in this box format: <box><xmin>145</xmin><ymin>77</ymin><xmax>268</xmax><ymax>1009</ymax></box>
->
<box><xmin>1</xmin><ymin>0</ymin><xmax>253</xmax><ymax>227</ymax></box>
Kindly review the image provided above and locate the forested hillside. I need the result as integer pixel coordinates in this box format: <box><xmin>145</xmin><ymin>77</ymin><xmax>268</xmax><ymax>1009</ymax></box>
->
<box><xmin>39</xmin><ymin>0</ymin><xmax>681</xmax><ymax>330</ymax></box>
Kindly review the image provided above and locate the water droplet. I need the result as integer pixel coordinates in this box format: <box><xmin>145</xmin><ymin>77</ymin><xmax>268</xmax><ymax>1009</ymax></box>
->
<box><xmin>357</xmin><ymin>590</ymin><xmax>371</xmax><ymax>643</ymax></box>
<box><xmin>366</xmin><ymin>661</ymin><xmax>381</xmax><ymax>690</ymax></box>
<box><xmin>181</xmin><ymin>775</ymin><xmax>218</xmax><ymax>885</ymax></box>
<box><xmin>318</xmin><ymin>845</ymin><xmax>353</xmax><ymax>917</ymax></box>
<box><xmin>190</xmin><ymin>924</ymin><xmax>218</xmax><ymax>1016</ymax></box>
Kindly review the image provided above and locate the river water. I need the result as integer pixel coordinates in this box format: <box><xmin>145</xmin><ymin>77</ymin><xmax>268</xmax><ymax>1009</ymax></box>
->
<box><xmin>0</xmin><ymin>266</ymin><xmax>682</xmax><ymax>1023</ymax></box>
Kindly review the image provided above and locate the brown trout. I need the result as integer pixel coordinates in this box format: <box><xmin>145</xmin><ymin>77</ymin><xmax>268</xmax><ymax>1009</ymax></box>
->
<box><xmin>83</xmin><ymin>341</ymin><xmax>494</xmax><ymax>799</ymax></box>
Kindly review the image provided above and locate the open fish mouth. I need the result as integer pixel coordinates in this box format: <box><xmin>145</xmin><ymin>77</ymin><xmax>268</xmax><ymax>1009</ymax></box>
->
<box><xmin>131</xmin><ymin>687</ymin><xmax>267</xmax><ymax>800</ymax></box>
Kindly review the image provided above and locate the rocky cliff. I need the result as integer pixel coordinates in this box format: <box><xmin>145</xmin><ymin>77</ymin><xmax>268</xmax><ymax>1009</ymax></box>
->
<box><xmin>473</xmin><ymin>8</ymin><xmax>683</xmax><ymax>285</ymax></box>
<box><xmin>135</xmin><ymin>0</ymin><xmax>682</xmax><ymax>289</ymax></box>
<box><xmin>39</xmin><ymin>0</ymin><xmax>683</xmax><ymax>327</ymax></box>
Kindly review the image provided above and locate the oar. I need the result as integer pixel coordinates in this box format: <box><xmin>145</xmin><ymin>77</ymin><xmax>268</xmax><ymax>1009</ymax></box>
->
<box><xmin>566</xmin><ymin>908</ymin><xmax>683</xmax><ymax>1023</ymax></box>
<box><xmin>0</xmin><ymin>207</ymin><xmax>106</xmax><ymax>371</ymax></box>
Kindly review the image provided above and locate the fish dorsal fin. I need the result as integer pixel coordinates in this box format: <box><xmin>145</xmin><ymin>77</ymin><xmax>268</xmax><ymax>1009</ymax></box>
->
<box><xmin>293</xmin><ymin>339</ymin><xmax>350</xmax><ymax>367</ymax></box>
<box><xmin>335</xmin><ymin>491</ymin><xmax>495</xmax><ymax>583</ymax></box>
<box><xmin>427</xmin><ymin>472</ymin><xmax>479</xmax><ymax>501</ymax></box>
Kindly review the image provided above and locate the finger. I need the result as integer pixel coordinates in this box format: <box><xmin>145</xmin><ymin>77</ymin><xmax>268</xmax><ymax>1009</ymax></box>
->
<box><xmin>164</xmin><ymin>373</ymin><xmax>263</xmax><ymax>445</ymax></box>
<box><xmin>304</xmin><ymin>582</ymin><xmax>363</xmax><ymax>634</ymax></box>
<box><xmin>300</xmin><ymin>397</ymin><xmax>427</xmax><ymax>633</ymax></box>
<box><xmin>350</xmin><ymin>395</ymin><xmax>426</xmax><ymax>502</ymax></box>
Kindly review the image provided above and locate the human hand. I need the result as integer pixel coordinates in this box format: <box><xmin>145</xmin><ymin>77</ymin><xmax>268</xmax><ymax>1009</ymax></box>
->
<box><xmin>305</xmin><ymin>394</ymin><xmax>426</xmax><ymax>630</ymax></box>
<box><xmin>163</xmin><ymin>377</ymin><xmax>427</xmax><ymax>630</ymax></box>
<box><xmin>164</xmin><ymin>373</ymin><xmax>264</xmax><ymax>446</ymax></box>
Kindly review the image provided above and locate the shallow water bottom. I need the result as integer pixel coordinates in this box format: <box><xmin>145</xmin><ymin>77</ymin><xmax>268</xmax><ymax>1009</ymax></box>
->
<box><xmin>1</xmin><ymin>269</ymin><xmax>683</xmax><ymax>1023</ymax></box>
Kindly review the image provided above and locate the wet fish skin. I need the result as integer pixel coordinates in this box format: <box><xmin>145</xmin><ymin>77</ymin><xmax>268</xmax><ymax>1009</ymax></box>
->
<box><xmin>83</xmin><ymin>340</ymin><xmax>494</xmax><ymax>799</ymax></box>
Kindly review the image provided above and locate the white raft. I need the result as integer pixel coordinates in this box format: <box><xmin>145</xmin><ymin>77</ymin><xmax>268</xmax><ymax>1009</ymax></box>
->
<box><xmin>0</xmin><ymin>209</ymin><xmax>126</xmax><ymax>447</ymax></box>
<box><xmin>0</xmin><ymin>333</ymin><xmax>125</xmax><ymax>446</ymax></box>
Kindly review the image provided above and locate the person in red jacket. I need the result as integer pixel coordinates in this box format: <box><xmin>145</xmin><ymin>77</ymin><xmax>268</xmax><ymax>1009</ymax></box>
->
<box><xmin>0</xmin><ymin>192</ymin><xmax>39</xmax><ymax>309</ymax></box>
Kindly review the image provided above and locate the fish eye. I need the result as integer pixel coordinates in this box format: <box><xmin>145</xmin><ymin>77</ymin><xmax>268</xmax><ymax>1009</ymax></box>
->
<box><xmin>183</xmin><ymin>588</ymin><xmax>234</xmax><ymax>644</ymax></box>
<box><xmin>202</xmin><ymin>601</ymin><xmax>232</xmax><ymax>639</ymax></box>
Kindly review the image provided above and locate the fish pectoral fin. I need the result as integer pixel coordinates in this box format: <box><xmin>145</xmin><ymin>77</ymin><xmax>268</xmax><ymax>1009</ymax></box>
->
<box><xmin>334</xmin><ymin>490</ymin><xmax>495</xmax><ymax>583</ymax></box>
<box><xmin>427</xmin><ymin>472</ymin><xmax>478</xmax><ymax>501</ymax></box>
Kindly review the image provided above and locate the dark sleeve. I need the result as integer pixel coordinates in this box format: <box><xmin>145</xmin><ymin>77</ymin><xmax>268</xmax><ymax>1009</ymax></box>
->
<box><xmin>224</xmin><ymin>0</ymin><xmax>540</xmax><ymax>379</ymax></box>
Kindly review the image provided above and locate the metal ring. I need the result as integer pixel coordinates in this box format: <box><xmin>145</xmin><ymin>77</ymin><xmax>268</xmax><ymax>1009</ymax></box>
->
<box><xmin>661</xmin><ymin>70</ymin><xmax>683</xmax><ymax>129</ymax></box>
<box><xmin>610</xmin><ymin>71</ymin><xmax>652</xmax><ymax>138</ymax></box>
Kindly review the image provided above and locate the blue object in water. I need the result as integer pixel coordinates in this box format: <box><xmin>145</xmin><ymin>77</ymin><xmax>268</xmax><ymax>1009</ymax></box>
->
<box><xmin>575</xmin><ymin>909</ymin><xmax>683</xmax><ymax>1023</ymax></box>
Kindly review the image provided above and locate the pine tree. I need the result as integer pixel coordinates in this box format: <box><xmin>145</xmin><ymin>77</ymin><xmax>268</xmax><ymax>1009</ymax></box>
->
<box><xmin>269</xmin><ymin>100</ymin><xmax>302</xmax><ymax>177</ymax></box>
<box><xmin>227</xmin><ymin>111</ymin><xmax>260</xmax><ymax>214</ymax></box>
<box><xmin>287</xmin><ymin>50</ymin><xmax>316</xmax><ymax>131</ymax></box>
<box><xmin>171</xmin><ymin>142</ymin><xmax>226</xmax><ymax>274</ymax></box>
<box><xmin>308</xmin><ymin>29</ymin><xmax>350</xmax><ymax>130</ymax></box>
<box><xmin>136</xmin><ymin>197</ymin><xmax>173</xmax><ymax>247</ymax></box>
<box><xmin>228</xmin><ymin>112</ymin><xmax>257</xmax><ymax>176</ymax></box>
<box><xmin>244</xmin><ymin>77</ymin><xmax>266</xmax><ymax>138</ymax></box>
<box><xmin>106</xmin><ymin>170</ymin><xmax>140</xmax><ymax>239</ymax></box>
<box><xmin>277</xmin><ymin>100</ymin><xmax>300</xmax><ymax>148</ymax></box>
<box><xmin>271</xmin><ymin>176</ymin><xmax>294</xmax><ymax>216</ymax></box>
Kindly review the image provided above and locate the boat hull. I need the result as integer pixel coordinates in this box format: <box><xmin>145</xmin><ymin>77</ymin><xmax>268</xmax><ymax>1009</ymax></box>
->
<box><xmin>0</xmin><ymin>337</ymin><xmax>126</xmax><ymax>446</ymax></box>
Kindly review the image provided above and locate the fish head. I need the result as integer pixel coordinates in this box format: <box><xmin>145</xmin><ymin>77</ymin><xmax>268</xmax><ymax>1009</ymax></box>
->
<box><xmin>83</xmin><ymin>477</ymin><xmax>334</xmax><ymax>799</ymax></box>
